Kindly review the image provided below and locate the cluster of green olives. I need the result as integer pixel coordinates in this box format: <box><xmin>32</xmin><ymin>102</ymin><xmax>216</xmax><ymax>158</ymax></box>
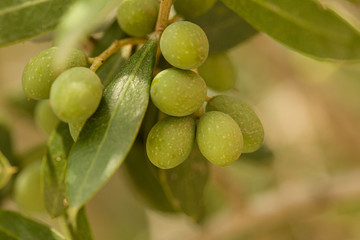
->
<box><xmin>143</xmin><ymin>4</ymin><xmax>264</xmax><ymax>168</ymax></box>
<box><xmin>22</xmin><ymin>47</ymin><xmax>103</xmax><ymax>140</ymax></box>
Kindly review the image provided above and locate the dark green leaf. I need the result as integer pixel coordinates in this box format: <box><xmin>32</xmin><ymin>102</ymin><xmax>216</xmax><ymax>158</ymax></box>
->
<box><xmin>0</xmin><ymin>122</ymin><xmax>15</xmax><ymax>165</ymax></box>
<box><xmin>0</xmin><ymin>151</ymin><xmax>16</xmax><ymax>189</ymax></box>
<box><xmin>74</xmin><ymin>207</ymin><xmax>94</xmax><ymax>240</ymax></box>
<box><xmin>240</xmin><ymin>144</ymin><xmax>274</xmax><ymax>166</ymax></box>
<box><xmin>0</xmin><ymin>0</ymin><xmax>74</xmax><ymax>47</ymax></box>
<box><xmin>0</xmin><ymin>230</ymin><xmax>17</xmax><ymax>240</ymax></box>
<box><xmin>158</xmin><ymin>145</ymin><xmax>210</xmax><ymax>222</ymax></box>
<box><xmin>96</xmin><ymin>52</ymin><xmax>127</xmax><ymax>87</ymax></box>
<box><xmin>190</xmin><ymin>1</ymin><xmax>257</xmax><ymax>53</ymax></box>
<box><xmin>67</xmin><ymin>38</ymin><xmax>158</xmax><ymax>209</ymax></box>
<box><xmin>0</xmin><ymin>210</ymin><xmax>65</xmax><ymax>240</ymax></box>
<box><xmin>91</xmin><ymin>21</ymin><xmax>128</xmax><ymax>57</ymax></box>
<box><xmin>42</xmin><ymin>123</ymin><xmax>74</xmax><ymax>218</ymax></box>
<box><xmin>222</xmin><ymin>0</ymin><xmax>360</xmax><ymax>60</ymax></box>
<box><xmin>124</xmin><ymin>140</ymin><xmax>175</xmax><ymax>213</ymax></box>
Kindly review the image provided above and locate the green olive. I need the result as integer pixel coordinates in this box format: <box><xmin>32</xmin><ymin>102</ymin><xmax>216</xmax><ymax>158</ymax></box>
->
<box><xmin>197</xmin><ymin>111</ymin><xmax>243</xmax><ymax>166</ymax></box>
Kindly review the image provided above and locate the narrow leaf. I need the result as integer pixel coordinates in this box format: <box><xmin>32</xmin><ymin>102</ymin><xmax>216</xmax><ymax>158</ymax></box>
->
<box><xmin>0</xmin><ymin>210</ymin><xmax>65</xmax><ymax>240</ymax></box>
<box><xmin>0</xmin><ymin>230</ymin><xmax>17</xmax><ymax>240</ymax></box>
<box><xmin>317</xmin><ymin>0</ymin><xmax>360</xmax><ymax>32</ymax></box>
<box><xmin>222</xmin><ymin>0</ymin><xmax>360</xmax><ymax>60</ymax></box>
<box><xmin>0</xmin><ymin>151</ymin><xmax>16</xmax><ymax>189</ymax></box>
<box><xmin>67</xmin><ymin>38</ymin><xmax>158</xmax><ymax>208</ymax></box>
<box><xmin>0</xmin><ymin>0</ymin><xmax>74</xmax><ymax>47</ymax></box>
<box><xmin>42</xmin><ymin>123</ymin><xmax>74</xmax><ymax>218</ymax></box>
<box><xmin>74</xmin><ymin>207</ymin><xmax>94</xmax><ymax>240</ymax></box>
<box><xmin>0</xmin><ymin>121</ymin><xmax>16</xmax><ymax>165</ymax></box>
<box><xmin>124</xmin><ymin>140</ymin><xmax>175</xmax><ymax>213</ymax></box>
<box><xmin>191</xmin><ymin>1</ymin><xmax>257</xmax><ymax>53</ymax></box>
<box><xmin>158</xmin><ymin>145</ymin><xmax>210</xmax><ymax>222</ymax></box>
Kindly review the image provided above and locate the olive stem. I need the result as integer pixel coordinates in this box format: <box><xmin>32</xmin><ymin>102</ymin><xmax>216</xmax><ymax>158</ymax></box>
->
<box><xmin>205</xmin><ymin>96</ymin><xmax>213</xmax><ymax>102</ymax></box>
<box><xmin>89</xmin><ymin>37</ymin><xmax>147</xmax><ymax>72</ymax></box>
<box><xmin>61</xmin><ymin>211</ymin><xmax>77</xmax><ymax>240</ymax></box>
<box><xmin>154</xmin><ymin>0</ymin><xmax>173</xmax><ymax>64</ymax></box>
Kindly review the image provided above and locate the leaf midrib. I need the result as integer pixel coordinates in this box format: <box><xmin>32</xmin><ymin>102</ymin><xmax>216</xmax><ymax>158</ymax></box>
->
<box><xmin>0</xmin><ymin>0</ymin><xmax>49</xmax><ymax>16</ymax></box>
<box><xmin>73</xmin><ymin>41</ymin><xmax>153</xmax><ymax>206</ymax></box>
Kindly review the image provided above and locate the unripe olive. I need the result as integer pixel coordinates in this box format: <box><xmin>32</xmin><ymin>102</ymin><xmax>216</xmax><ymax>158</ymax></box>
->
<box><xmin>160</xmin><ymin>21</ymin><xmax>209</xmax><ymax>70</ymax></box>
<box><xmin>206</xmin><ymin>95</ymin><xmax>264</xmax><ymax>153</ymax></box>
<box><xmin>150</xmin><ymin>68</ymin><xmax>207</xmax><ymax>117</ymax></box>
<box><xmin>34</xmin><ymin>100</ymin><xmax>60</xmax><ymax>135</ymax></box>
<box><xmin>22</xmin><ymin>47</ymin><xmax>88</xmax><ymax>100</ymax></box>
<box><xmin>50</xmin><ymin>67</ymin><xmax>103</xmax><ymax>123</ymax></box>
<box><xmin>197</xmin><ymin>111</ymin><xmax>243</xmax><ymax>166</ymax></box>
<box><xmin>14</xmin><ymin>161</ymin><xmax>45</xmax><ymax>212</ymax></box>
<box><xmin>116</xmin><ymin>0</ymin><xmax>159</xmax><ymax>37</ymax></box>
<box><xmin>146</xmin><ymin>116</ymin><xmax>195</xmax><ymax>169</ymax></box>
<box><xmin>174</xmin><ymin>0</ymin><xmax>217</xmax><ymax>18</ymax></box>
<box><xmin>198</xmin><ymin>53</ymin><xmax>236</xmax><ymax>91</ymax></box>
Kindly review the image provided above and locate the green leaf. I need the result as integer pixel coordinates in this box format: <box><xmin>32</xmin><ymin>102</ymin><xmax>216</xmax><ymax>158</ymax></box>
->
<box><xmin>158</xmin><ymin>145</ymin><xmax>210</xmax><ymax>222</ymax></box>
<box><xmin>0</xmin><ymin>122</ymin><xmax>15</xmax><ymax>165</ymax></box>
<box><xmin>91</xmin><ymin>21</ymin><xmax>128</xmax><ymax>57</ymax></box>
<box><xmin>124</xmin><ymin>139</ymin><xmax>175</xmax><ymax>213</ymax></box>
<box><xmin>0</xmin><ymin>151</ymin><xmax>16</xmax><ymax>189</ymax></box>
<box><xmin>42</xmin><ymin>123</ymin><xmax>74</xmax><ymax>218</ymax></box>
<box><xmin>74</xmin><ymin>207</ymin><xmax>94</xmax><ymax>240</ymax></box>
<box><xmin>55</xmin><ymin>0</ymin><xmax>121</xmax><ymax>63</ymax></box>
<box><xmin>222</xmin><ymin>0</ymin><xmax>360</xmax><ymax>60</ymax></box>
<box><xmin>191</xmin><ymin>1</ymin><xmax>257</xmax><ymax>53</ymax></box>
<box><xmin>317</xmin><ymin>0</ymin><xmax>360</xmax><ymax>33</ymax></box>
<box><xmin>0</xmin><ymin>210</ymin><xmax>65</xmax><ymax>240</ymax></box>
<box><xmin>0</xmin><ymin>0</ymin><xmax>74</xmax><ymax>47</ymax></box>
<box><xmin>96</xmin><ymin>52</ymin><xmax>127</xmax><ymax>87</ymax></box>
<box><xmin>0</xmin><ymin>230</ymin><xmax>17</xmax><ymax>240</ymax></box>
<box><xmin>67</xmin><ymin>38</ymin><xmax>158</xmax><ymax>209</ymax></box>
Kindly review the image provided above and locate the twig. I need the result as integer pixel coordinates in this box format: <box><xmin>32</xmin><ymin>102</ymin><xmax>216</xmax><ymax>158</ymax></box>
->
<box><xmin>193</xmin><ymin>169</ymin><xmax>360</xmax><ymax>240</ymax></box>
<box><xmin>154</xmin><ymin>0</ymin><xmax>173</xmax><ymax>65</ymax></box>
<box><xmin>89</xmin><ymin>38</ymin><xmax>146</xmax><ymax>72</ymax></box>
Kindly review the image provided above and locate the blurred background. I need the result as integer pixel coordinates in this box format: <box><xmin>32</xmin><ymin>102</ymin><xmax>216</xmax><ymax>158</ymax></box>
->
<box><xmin>1</xmin><ymin>30</ymin><xmax>360</xmax><ymax>240</ymax></box>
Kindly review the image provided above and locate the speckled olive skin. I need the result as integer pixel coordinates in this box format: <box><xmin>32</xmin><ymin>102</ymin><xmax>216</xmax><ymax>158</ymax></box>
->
<box><xmin>50</xmin><ymin>67</ymin><xmax>103</xmax><ymax>123</ymax></box>
<box><xmin>198</xmin><ymin>53</ymin><xmax>236</xmax><ymax>92</ymax></box>
<box><xmin>22</xmin><ymin>47</ymin><xmax>88</xmax><ymax>100</ymax></box>
<box><xmin>146</xmin><ymin>116</ymin><xmax>195</xmax><ymax>169</ymax></box>
<box><xmin>197</xmin><ymin>111</ymin><xmax>243</xmax><ymax>166</ymax></box>
<box><xmin>14</xmin><ymin>161</ymin><xmax>45</xmax><ymax>212</ymax></box>
<box><xmin>34</xmin><ymin>100</ymin><xmax>59</xmax><ymax>135</ymax></box>
<box><xmin>150</xmin><ymin>68</ymin><xmax>207</xmax><ymax>117</ymax></box>
<box><xmin>160</xmin><ymin>21</ymin><xmax>209</xmax><ymax>70</ymax></box>
<box><xmin>174</xmin><ymin>0</ymin><xmax>217</xmax><ymax>18</ymax></box>
<box><xmin>116</xmin><ymin>0</ymin><xmax>159</xmax><ymax>37</ymax></box>
<box><xmin>206</xmin><ymin>95</ymin><xmax>264</xmax><ymax>153</ymax></box>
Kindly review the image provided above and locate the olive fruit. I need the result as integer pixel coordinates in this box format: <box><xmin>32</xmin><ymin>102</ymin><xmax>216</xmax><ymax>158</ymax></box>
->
<box><xmin>50</xmin><ymin>67</ymin><xmax>103</xmax><ymax>123</ymax></box>
<box><xmin>174</xmin><ymin>0</ymin><xmax>217</xmax><ymax>18</ymax></box>
<box><xmin>34</xmin><ymin>100</ymin><xmax>59</xmax><ymax>135</ymax></box>
<box><xmin>198</xmin><ymin>53</ymin><xmax>236</xmax><ymax>91</ymax></box>
<box><xmin>22</xmin><ymin>47</ymin><xmax>88</xmax><ymax>100</ymax></box>
<box><xmin>197</xmin><ymin>111</ymin><xmax>243</xmax><ymax>166</ymax></box>
<box><xmin>116</xmin><ymin>0</ymin><xmax>159</xmax><ymax>37</ymax></box>
<box><xmin>146</xmin><ymin>116</ymin><xmax>195</xmax><ymax>169</ymax></box>
<box><xmin>13</xmin><ymin>161</ymin><xmax>45</xmax><ymax>212</ymax></box>
<box><xmin>150</xmin><ymin>68</ymin><xmax>207</xmax><ymax>117</ymax></box>
<box><xmin>160</xmin><ymin>21</ymin><xmax>209</xmax><ymax>70</ymax></box>
<box><xmin>206</xmin><ymin>95</ymin><xmax>264</xmax><ymax>153</ymax></box>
